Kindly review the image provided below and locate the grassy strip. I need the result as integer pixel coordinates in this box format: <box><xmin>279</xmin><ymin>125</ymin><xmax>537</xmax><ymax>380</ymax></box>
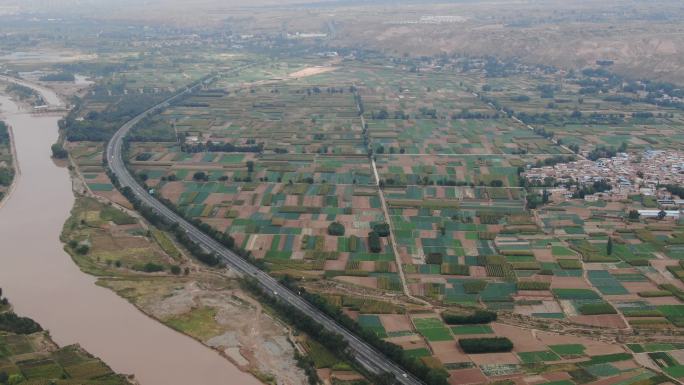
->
<box><xmin>638</xmin><ymin>291</ymin><xmax>673</xmax><ymax>298</ymax></box>
<box><xmin>442</xmin><ymin>310</ymin><xmax>497</xmax><ymax>325</ymax></box>
<box><xmin>151</xmin><ymin>229</ymin><xmax>182</xmax><ymax>259</ymax></box>
<box><xmin>578</xmin><ymin>353</ymin><xmax>632</xmax><ymax>366</ymax></box>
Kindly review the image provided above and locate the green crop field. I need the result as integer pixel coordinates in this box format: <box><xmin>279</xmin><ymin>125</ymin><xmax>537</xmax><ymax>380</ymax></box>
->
<box><xmin>665</xmin><ymin>365</ymin><xmax>684</xmax><ymax>378</ymax></box>
<box><xmin>450</xmin><ymin>325</ymin><xmax>494</xmax><ymax>335</ymax></box>
<box><xmin>518</xmin><ymin>350</ymin><xmax>561</xmax><ymax>364</ymax></box>
<box><xmin>357</xmin><ymin>315</ymin><xmax>388</xmax><ymax>338</ymax></box>
<box><xmin>550</xmin><ymin>344</ymin><xmax>586</xmax><ymax>357</ymax></box>
<box><xmin>552</xmin><ymin>288</ymin><xmax>601</xmax><ymax>300</ymax></box>
<box><xmin>20</xmin><ymin>14</ymin><xmax>684</xmax><ymax>385</ymax></box>
<box><xmin>117</xmin><ymin>55</ymin><xmax>684</xmax><ymax>346</ymax></box>
<box><xmin>413</xmin><ymin>317</ymin><xmax>454</xmax><ymax>341</ymax></box>
<box><xmin>404</xmin><ymin>348</ymin><xmax>431</xmax><ymax>359</ymax></box>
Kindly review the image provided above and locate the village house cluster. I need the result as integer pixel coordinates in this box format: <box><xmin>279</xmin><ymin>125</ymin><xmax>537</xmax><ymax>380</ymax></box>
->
<box><xmin>524</xmin><ymin>150</ymin><xmax>684</xmax><ymax>207</ymax></box>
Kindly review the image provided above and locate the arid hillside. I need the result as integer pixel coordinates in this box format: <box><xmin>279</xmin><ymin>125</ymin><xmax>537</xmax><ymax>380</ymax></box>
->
<box><xmin>10</xmin><ymin>0</ymin><xmax>684</xmax><ymax>86</ymax></box>
<box><xmin>318</xmin><ymin>0</ymin><xmax>684</xmax><ymax>83</ymax></box>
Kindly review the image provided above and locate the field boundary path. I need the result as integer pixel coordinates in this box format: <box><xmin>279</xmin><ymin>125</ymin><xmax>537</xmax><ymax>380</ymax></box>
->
<box><xmin>107</xmin><ymin>72</ymin><xmax>424</xmax><ymax>385</ymax></box>
<box><xmin>353</xmin><ymin>88</ymin><xmax>430</xmax><ymax>307</ymax></box>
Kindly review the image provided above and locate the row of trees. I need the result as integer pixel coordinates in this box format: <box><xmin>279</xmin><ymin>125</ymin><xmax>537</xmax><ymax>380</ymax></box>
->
<box><xmin>442</xmin><ymin>310</ymin><xmax>497</xmax><ymax>325</ymax></box>
<box><xmin>531</xmin><ymin>155</ymin><xmax>576</xmax><ymax>168</ymax></box>
<box><xmin>6</xmin><ymin>83</ymin><xmax>41</xmax><ymax>103</ymax></box>
<box><xmin>451</xmin><ymin>109</ymin><xmax>501</xmax><ymax>120</ymax></box>
<box><xmin>294</xmin><ymin>351</ymin><xmax>321</xmax><ymax>385</ymax></box>
<box><xmin>0</xmin><ymin>122</ymin><xmax>13</xmax><ymax>188</ymax></box>
<box><xmin>380</xmin><ymin>177</ymin><xmax>508</xmax><ymax>188</ymax></box>
<box><xmin>108</xmin><ymin>161</ymin><xmax>229</xmax><ymax>268</ymax></box>
<box><xmin>121</xmin><ymin>185</ymin><xmax>219</xmax><ymax>265</ymax></box>
<box><xmin>39</xmin><ymin>72</ymin><xmax>75</xmax><ymax>82</ymax></box>
<box><xmin>663</xmin><ymin>184</ymin><xmax>684</xmax><ymax>199</ymax></box>
<box><xmin>122</xmin><ymin>147</ymin><xmax>424</xmax><ymax>384</ymax></box>
<box><xmin>0</xmin><ymin>122</ymin><xmax>8</xmax><ymax>145</ymax></box>
<box><xmin>571</xmin><ymin>179</ymin><xmax>612</xmax><ymax>198</ymax></box>
<box><xmin>517</xmin><ymin>111</ymin><xmax>628</xmax><ymax>127</ymax></box>
<box><xmin>278</xmin><ymin>277</ymin><xmax>450</xmax><ymax>385</ymax></box>
<box><xmin>0</xmin><ymin>168</ymin><xmax>13</xmax><ymax>188</ymax></box>
<box><xmin>241</xmin><ymin>278</ymin><xmax>351</xmax><ymax>380</ymax></box>
<box><xmin>374</xmin><ymin>145</ymin><xmax>406</xmax><ymax>155</ymax></box>
<box><xmin>459</xmin><ymin>337</ymin><xmax>513</xmax><ymax>353</ymax></box>
<box><xmin>110</xmin><ymin>160</ymin><xmax>267</xmax><ymax>271</ymax></box>
<box><xmin>369</xmin><ymin>107</ymin><xmax>502</xmax><ymax>122</ymax></box>
<box><xmin>181</xmin><ymin>141</ymin><xmax>263</xmax><ymax>154</ymax></box>
<box><xmin>586</xmin><ymin>143</ymin><xmax>627</xmax><ymax>161</ymax></box>
<box><xmin>111</xmin><ymin>86</ymin><xmax>437</xmax><ymax>384</ymax></box>
<box><xmin>62</xmin><ymin>92</ymin><xmax>172</xmax><ymax>142</ymax></box>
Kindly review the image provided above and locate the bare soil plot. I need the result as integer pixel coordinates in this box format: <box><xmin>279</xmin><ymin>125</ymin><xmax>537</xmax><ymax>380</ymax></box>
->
<box><xmin>569</xmin><ymin>315</ymin><xmax>627</xmax><ymax>329</ymax></box>
<box><xmin>289</xmin><ymin>66</ymin><xmax>337</xmax><ymax>78</ymax></box>
<box><xmin>551</xmin><ymin>276</ymin><xmax>592</xmax><ymax>289</ymax></box>
<box><xmin>386</xmin><ymin>334</ymin><xmax>428</xmax><ymax>351</ymax></box>
<box><xmin>379</xmin><ymin>314</ymin><xmax>413</xmax><ymax>333</ymax></box>
<box><xmin>490</xmin><ymin>323</ymin><xmax>545</xmax><ymax>352</ymax></box>
<box><xmin>468</xmin><ymin>352</ymin><xmax>520</xmax><ymax>365</ymax></box>
<box><xmin>448</xmin><ymin>368</ymin><xmax>487</xmax><ymax>385</ymax></box>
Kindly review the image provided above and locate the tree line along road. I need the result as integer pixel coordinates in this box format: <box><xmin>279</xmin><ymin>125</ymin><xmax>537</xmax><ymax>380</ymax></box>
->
<box><xmin>105</xmin><ymin>73</ymin><xmax>423</xmax><ymax>385</ymax></box>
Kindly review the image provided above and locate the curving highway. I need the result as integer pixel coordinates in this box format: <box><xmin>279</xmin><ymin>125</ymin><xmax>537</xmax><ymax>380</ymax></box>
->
<box><xmin>105</xmin><ymin>75</ymin><xmax>424</xmax><ymax>385</ymax></box>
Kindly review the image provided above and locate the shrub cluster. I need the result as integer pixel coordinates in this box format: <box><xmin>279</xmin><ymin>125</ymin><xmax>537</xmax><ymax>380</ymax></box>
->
<box><xmin>0</xmin><ymin>312</ymin><xmax>42</xmax><ymax>335</ymax></box>
<box><xmin>51</xmin><ymin>143</ymin><xmax>68</xmax><ymax>159</ymax></box>
<box><xmin>463</xmin><ymin>280</ymin><xmax>487</xmax><ymax>294</ymax></box>
<box><xmin>442</xmin><ymin>310</ymin><xmax>497</xmax><ymax>325</ymax></box>
<box><xmin>373</xmin><ymin>223</ymin><xmax>390</xmax><ymax>237</ymax></box>
<box><xmin>327</xmin><ymin>222</ymin><xmax>345</xmax><ymax>236</ymax></box>
<box><xmin>425</xmin><ymin>252</ymin><xmax>443</xmax><ymax>265</ymax></box>
<box><xmin>368</xmin><ymin>231</ymin><xmax>382</xmax><ymax>253</ymax></box>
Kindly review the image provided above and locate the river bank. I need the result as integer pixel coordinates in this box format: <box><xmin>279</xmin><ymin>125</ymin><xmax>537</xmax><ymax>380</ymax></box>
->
<box><xmin>0</xmin><ymin>78</ymin><xmax>265</xmax><ymax>385</ymax></box>
<box><xmin>0</xmin><ymin>113</ymin><xmax>19</xmax><ymax>210</ymax></box>
<box><xmin>63</xmin><ymin>143</ymin><xmax>307</xmax><ymax>384</ymax></box>
<box><xmin>0</xmin><ymin>290</ymin><xmax>135</xmax><ymax>384</ymax></box>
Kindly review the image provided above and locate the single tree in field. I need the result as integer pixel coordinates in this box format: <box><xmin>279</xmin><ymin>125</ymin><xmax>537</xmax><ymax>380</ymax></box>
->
<box><xmin>627</xmin><ymin>210</ymin><xmax>640</xmax><ymax>221</ymax></box>
<box><xmin>192</xmin><ymin>171</ymin><xmax>207</xmax><ymax>181</ymax></box>
<box><xmin>327</xmin><ymin>222</ymin><xmax>345</xmax><ymax>236</ymax></box>
<box><xmin>607</xmin><ymin>237</ymin><xmax>613</xmax><ymax>256</ymax></box>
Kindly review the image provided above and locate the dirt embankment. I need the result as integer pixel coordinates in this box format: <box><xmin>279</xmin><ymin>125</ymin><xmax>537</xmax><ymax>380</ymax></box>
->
<box><xmin>101</xmin><ymin>277</ymin><xmax>307</xmax><ymax>385</ymax></box>
<box><xmin>61</xmin><ymin>192</ymin><xmax>306</xmax><ymax>384</ymax></box>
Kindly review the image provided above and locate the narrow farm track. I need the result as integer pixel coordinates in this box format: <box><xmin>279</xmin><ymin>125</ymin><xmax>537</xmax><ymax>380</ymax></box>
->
<box><xmin>498</xmin><ymin>311</ymin><xmax>684</xmax><ymax>344</ymax></box>
<box><xmin>107</xmin><ymin>72</ymin><xmax>425</xmax><ymax>385</ymax></box>
<box><xmin>353</xmin><ymin>89</ymin><xmax>430</xmax><ymax>307</ymax></box>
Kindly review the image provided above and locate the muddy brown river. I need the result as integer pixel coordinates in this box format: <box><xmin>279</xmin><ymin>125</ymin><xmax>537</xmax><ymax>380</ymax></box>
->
<box><xmin>0</xmin><ymin>88</ymin><xmax>261</xmax><ymax>385</ymax></box>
